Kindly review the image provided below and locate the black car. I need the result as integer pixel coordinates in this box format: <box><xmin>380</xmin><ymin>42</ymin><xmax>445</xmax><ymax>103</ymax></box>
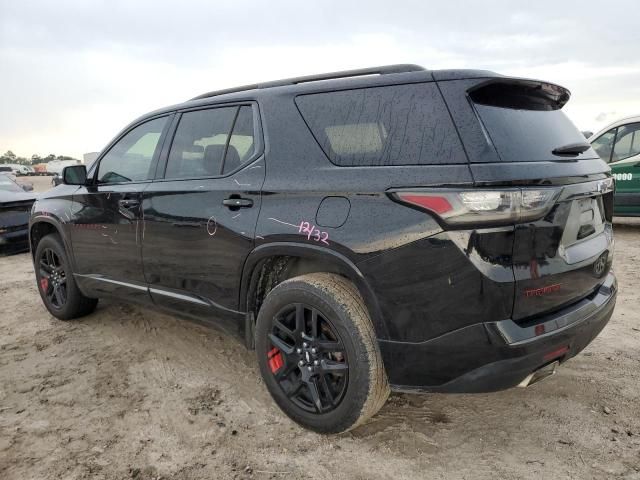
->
<box><xmin>1</xmin><ymin>175</ymin><xmax>37</xmax><ymax>255</ymax></box>
<box><xmin>29</xmin><ymin>65</ymin><xmax>617</xmax><ymax>433</ymax></box>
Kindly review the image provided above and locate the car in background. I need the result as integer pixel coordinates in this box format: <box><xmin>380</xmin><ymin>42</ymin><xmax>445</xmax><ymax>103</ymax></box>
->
<box><xmin>51</xmin><ymin>173</ymin><xmax>64</xmax><ymax>187</ymax></box>
<box><xmin>4</xmin><ymin>164</ymin><xmax>35</xmax><ymax>176</ymax></box>
<box><xmin>0</xmin><ymin>174</ymin><xmax>37</xmax><ymax>255</ymax></box>
<box><xmin>589</xmin><ymin>116</ymin><xmax>640</xmax><ymax>216</ymax></box>
<box><xmin>0</xmin><ymin>165</ymin><xmax>16</xmax><ymax>180</ymax></box>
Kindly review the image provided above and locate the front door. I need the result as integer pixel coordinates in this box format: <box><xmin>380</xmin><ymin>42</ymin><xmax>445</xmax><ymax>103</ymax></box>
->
<box><xmin>69</xmin><ymin>115</ymin><xmax>171</xmax><ymax>300</ymax></box>
<box><xmin>141</xmin><ymin>104</ymin><xmax>265</xmax><ymax>330</ymax></box>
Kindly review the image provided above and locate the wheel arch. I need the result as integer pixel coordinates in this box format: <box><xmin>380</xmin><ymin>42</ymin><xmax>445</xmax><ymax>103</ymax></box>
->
<box><xmin>240</xmin><ymin>242</ymin><xmax>389</xmax><ymax>346</ymax></box>
<box><xmin>29</xmin><ymin>218</ymin><xmax>74</xmax><ymax>267</ymax></box>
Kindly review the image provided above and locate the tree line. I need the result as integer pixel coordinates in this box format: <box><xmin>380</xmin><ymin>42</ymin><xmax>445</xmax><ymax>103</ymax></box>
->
<box><xmin>0</xmin><ymin>150</ymin><xmax>77</xmax><ymax>165</ymax></box>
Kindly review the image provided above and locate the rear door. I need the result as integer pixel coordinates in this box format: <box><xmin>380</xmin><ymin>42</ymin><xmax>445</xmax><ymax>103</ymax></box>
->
<box><xmin>141</xmin><ymin>103</ymin><xmax>265</xmax><ymax>326</ymax></box>
<box><xmin>69</xmin><ymin>115</ymin><xmax>171</xmax><ymax>300</ymax></box>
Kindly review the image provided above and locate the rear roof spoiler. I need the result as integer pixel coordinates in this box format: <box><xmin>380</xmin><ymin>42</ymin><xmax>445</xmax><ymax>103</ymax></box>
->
<box><xmin>468</xmin><ymin>78</ymin><xmax>571</xmax><ymax>111</ymax></box>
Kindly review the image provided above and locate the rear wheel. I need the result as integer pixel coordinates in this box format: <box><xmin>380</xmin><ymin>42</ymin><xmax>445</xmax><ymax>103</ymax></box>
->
<box><xmin>35</xmin><ymin>234</ymin><xmax>98</xmax><ymax>320</ymax></box>
<box><xmin>255</xmin><ymin>273</ymin><xmax>389</xmax><ymax>433</ymax></box>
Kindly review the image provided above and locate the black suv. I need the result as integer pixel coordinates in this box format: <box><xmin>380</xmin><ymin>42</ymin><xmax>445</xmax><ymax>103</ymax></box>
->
<box><xmin>29</xmin><ymin>65</ymin><xmax>617</xmax><ymax>433</ymax></box>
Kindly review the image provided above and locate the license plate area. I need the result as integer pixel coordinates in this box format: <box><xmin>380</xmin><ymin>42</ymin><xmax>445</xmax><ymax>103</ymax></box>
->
<box><xmin>560</xmin><ymin>197</ymin><xmax>605</xmax><ymax>248</ymax></box>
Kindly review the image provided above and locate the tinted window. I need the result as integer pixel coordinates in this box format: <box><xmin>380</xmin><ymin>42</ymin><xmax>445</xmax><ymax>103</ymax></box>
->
<box><xmin>165</xmin><ymin>107</ymin><xmax>236</xmax><ymax>179</ymax></box>
<box><xmin>469</xmin><ymin>80</ymin><xmax>598</xmax><ymax>162</ymax></box>
<box><xmin>612</xmin><ymin>123</ymin><xmax>640</xmax><ymax>162</ymax></box>
<box><xmin>295</xmin><ymin>83</ymin><xmax>466</xmax><ymax>166</ymax></box>
<box><xmin>97</xmin><ymin>117</ymin><xmax>168</xmax><ymax>183</ymax></box>
<box><xmin>591</xmin><ymin>128</ymin><xmax>616</xmax><ymax>162</ymax></box>
<box><xmin>223</xmin><ymin>106</ymin><xmax>255</xmax><ymax>174</ymax></box>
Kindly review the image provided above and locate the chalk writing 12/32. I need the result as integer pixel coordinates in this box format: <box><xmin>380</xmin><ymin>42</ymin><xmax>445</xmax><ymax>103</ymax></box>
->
<box><xmin>299</xmin><ymin>221</ymin><xmax>329</xmax><ymax>245</ymax></box>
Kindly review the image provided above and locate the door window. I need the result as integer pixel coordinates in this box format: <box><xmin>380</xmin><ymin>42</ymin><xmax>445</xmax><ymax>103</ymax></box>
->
<box><xmin>97</xmin><ymin>116</ymin><xmax>168</xmax><ymax>183</ymax></box>
<box><xmin>223</xmin><ymin>106</ymin><xmax>256</xmax><ymax>174</ymax></box>
<box><xmin>612</xmin><ymin>123</ymin><xmax>640</xmax><ymax>162</ymax></box>
<box><xmin>165</xmin><ymin>106</ymin><xmax>256</xmax><ymax>179</ymax></box>
<box><xmin>591</xmin><ymin>128</ymin><xmax>617</xmax><ymax>162</ymax></box>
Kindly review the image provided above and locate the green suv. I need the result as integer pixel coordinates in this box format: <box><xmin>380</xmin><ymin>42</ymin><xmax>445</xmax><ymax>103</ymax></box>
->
<box><xmin>589</xmin><ymin>116</ymin><xmax>640</xmax><ymax>216</ymax></box>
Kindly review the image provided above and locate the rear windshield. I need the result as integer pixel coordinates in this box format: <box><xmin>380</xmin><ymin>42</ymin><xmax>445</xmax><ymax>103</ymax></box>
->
<box><xmin>469</xmin><ymin>80</ymin><xmax>599</xmax><ymax>162</ymax></box>
<box><xmin>295</xmin><ymin>83</ymin><xmax>466</xmax><ymax>166</ymax></box>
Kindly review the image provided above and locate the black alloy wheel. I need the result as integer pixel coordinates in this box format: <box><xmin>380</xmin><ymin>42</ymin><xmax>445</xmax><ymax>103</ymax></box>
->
<box><xmin>256</xmin><ymin>273</ymin><xmax>389</xmax><ymax>433</ymax></box>
<box><xmin>267</xmin><ymin>303</ymin><xmax>348</xmax><ymax>414</ymax></box>
<box><xmin>38</xmin><ymin>247</ymin><xmax>67</xmax><ymax>309</ymax></box>
<box><xmin>34</xmin><ymin>233</ymin><xmax>98</xmax><ymax>320</ymax></box>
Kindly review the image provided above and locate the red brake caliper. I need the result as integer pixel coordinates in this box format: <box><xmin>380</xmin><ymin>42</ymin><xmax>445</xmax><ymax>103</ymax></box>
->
<box><xmin>40</xmin><ymin>277</ymin><xmax>49</xmax><ymax>291</ymax></box>
<box><xmin>267</xmin><ymin>347</ymin><xmax>284</xmax><ymax>374</ymax></box>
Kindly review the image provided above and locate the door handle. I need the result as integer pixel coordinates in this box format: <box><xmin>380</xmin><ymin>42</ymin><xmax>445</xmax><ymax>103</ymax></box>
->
<box><xmin>222</xmin><ymin>197</ymin><xmax>253</xmax><ymax>209</ymax></box>
<box><xmin>118</xmin><ymin>198</ymin><xmax>140</xmax><ymax>209</ymax></box>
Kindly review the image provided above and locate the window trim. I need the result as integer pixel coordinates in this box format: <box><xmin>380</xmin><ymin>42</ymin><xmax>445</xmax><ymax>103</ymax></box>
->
<box><xmin>155</xmin><ymin>101</ymin><xmax>264</xmax><ymax>182</ymax></box>
<box><xmin>90</xmin><ymin>113</ymin><xmax>173</xmax><ymax>186</ymax></box>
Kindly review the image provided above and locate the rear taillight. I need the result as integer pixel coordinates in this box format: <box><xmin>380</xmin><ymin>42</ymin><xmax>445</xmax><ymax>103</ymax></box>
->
<box><xmin>393</xmin><ymin>188</ymin><xmax>560</xmax><ymax>228</ymax></box>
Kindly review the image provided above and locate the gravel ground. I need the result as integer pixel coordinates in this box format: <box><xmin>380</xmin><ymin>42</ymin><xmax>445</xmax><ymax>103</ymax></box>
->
<box><xmin>1</xmin><ymin>202</ymin><xmax>639</xmax><ymax>479</ymax></box>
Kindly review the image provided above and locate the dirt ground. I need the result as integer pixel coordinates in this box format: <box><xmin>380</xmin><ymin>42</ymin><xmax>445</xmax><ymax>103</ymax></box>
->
<box><xmin>15</xmin><ymin>174</ymin><xmax>57</xmax><ymax>193</ymax></box>
<box><xmin>1</xmin><ymin>188</ymin><xmax>639</xmax><ymax>478</ymax></box>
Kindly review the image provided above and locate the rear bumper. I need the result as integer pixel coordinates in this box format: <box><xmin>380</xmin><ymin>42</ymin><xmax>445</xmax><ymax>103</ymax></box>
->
<box><xmin>381</xmin><ymin>272</ymin><xmax>617</xmax><ymax>393</ymax></box>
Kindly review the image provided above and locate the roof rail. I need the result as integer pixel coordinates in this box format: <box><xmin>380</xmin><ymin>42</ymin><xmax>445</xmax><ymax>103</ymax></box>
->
<box><xmin>190</xmin><ymin>64</ymin><xmax>426</xmax><ymax>101</ymax></box>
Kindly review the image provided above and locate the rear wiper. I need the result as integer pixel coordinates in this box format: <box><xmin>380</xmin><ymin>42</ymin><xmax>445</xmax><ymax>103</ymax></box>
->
<box><xmin>552</xmin><ymin>142</ymin><xmax>591</xmax><ymax>156</ymax></box>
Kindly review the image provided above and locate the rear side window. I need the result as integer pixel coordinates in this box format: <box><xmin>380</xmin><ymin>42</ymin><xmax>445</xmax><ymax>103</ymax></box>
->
<box><xmin>468</xmin><ymin>80</ymin><xmax>598</xmax><ymax>162</ymax></box>
<box><xmin>165</xmin><ymin>105</ymin><xmax>256</xmax><ymax>179</ymax></box>
<box><xmin>295</xmin><ymin>83</ymin><xmax>466</xmax><ymax>166</ymax></box>
<box><xmin>165</xmin><ymin>107</ymin><xmax>236</xmax><ymax>179</ymax></box>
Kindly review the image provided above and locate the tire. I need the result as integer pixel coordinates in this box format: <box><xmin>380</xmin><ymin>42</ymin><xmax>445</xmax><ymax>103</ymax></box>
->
<box><xmin>34</xmin><ymin>233</ymin><xmax>98</xmax><ymax>320</ymax></box>
<box><xmin>255</xmin><ymin>272</ymin><xmax>389</xmax><ymax>433</ymax></box>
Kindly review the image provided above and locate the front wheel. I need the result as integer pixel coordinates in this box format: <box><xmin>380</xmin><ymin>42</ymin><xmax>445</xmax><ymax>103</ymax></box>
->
<box><xmin>255</xmin><ymin>273</ymin><xmax>389</xmax><ymax>433</ymax></box>
<box><xmin>34</xmin><ymin>234</ymin><xmax>98</xmax><ymax>320</ymax></box>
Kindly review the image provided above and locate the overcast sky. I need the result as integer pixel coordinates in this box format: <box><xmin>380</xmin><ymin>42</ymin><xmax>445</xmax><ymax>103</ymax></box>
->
<box><xmin>1</xmin><ymin>0</ymin><xmax>639</xmax><ymax>159</ymax></box>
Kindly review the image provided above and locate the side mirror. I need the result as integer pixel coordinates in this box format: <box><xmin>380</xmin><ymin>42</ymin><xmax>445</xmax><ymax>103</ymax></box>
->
<box><xmin>62</xmin><ymin>165</ymin><xmax>87</xmax><ymax>185</ymax></box>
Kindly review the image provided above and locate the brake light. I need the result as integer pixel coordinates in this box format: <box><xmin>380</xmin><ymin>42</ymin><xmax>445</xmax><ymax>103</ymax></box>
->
<box><xmin>394</xmin><ymin>188</ymin><xmax>560</xmax><ymax>227</ymax></box>
<box><xmin>397</xmin><ymin>194</ymin><xmax>453</xmax><ymax>214</ymax></box>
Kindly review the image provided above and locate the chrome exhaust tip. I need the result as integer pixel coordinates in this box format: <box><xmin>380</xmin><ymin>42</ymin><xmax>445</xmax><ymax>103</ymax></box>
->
<box><xmin>517</xmin><ymin>360</ymin><xmax>559</xmax><ymax>388</ymax></box>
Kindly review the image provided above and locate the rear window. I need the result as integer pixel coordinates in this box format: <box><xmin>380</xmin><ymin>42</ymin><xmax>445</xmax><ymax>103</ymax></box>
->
<box><xmin>469</xmin><ymin>80</ymin><xmax>598</xmax><ymax>162</ymax></box>
<box><xmin>295</xmin><ymin>83</ymin><xmax>466</xmax><ymax>166</ymax></box>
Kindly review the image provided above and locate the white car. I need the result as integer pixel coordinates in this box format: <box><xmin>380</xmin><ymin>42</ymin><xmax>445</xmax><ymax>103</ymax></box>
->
<box><xmin>1</xmin><ymin>164</ymin><xmax>33</xmax><ymax>176</ymax></box>
<box><xmin>588</xmin><ymin>115</ymin><xmax>640</xmax><ymax>216</ymax></box>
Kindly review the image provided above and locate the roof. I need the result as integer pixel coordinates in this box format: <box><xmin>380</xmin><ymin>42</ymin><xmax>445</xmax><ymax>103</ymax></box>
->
<box><xmin>588</xmin><ymin>115</ymin><xmax>640</xmax><ymax>141</ymax></box>
<box><xmin>128</xmin><ymin>65</ymin><xmax>521</xmax><ymax>127</ymax></box>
